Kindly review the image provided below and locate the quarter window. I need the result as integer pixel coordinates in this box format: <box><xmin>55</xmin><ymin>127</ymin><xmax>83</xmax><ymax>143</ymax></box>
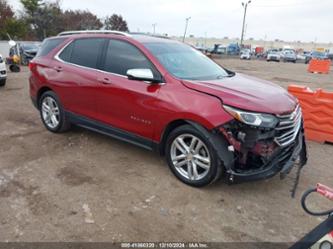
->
<box><xmin>103</xmin><ymin>39</ymin><xmax>156</xmax><ymax>76</ymax></box>
<box><xmin>59</xmin><ymin>38</ymin><xmax>105</xmax><ymax>69</ymax></box>
<box><xmin>36</xmin><ymin>38</ymin><xmax>65</xmax><ymax>57</ymax></box>
<box><xmin>58</xmin><ymin>42</ymin><xmax>73</xmax><ymax>62</ymax></box>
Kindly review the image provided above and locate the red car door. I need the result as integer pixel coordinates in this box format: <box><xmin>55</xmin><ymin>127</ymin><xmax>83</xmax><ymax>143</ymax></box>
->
<box><xmin>49</xmin><ymin>38</ymin><xmax>106</xmax><ymax>119</ymax></box>
<box><xmin>94</xmin><ymin>39</ymin><xmax>163</xmax><ymax>141</ymax></box>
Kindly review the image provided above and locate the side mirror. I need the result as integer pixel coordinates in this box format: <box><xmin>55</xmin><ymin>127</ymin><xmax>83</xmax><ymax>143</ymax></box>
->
<box><xmin>126</xmin><ymin>68</ymin><xmax>158</xmax><ymax>83</ymax></box>
<box><xmin>8</xmin><ymin>40</ymin><xmax>16</xmax><ymax>47</ymax></box>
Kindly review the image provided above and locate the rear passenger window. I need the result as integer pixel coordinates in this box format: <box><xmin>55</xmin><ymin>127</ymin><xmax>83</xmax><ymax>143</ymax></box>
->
<box><xmin>103</xmin><ymin>39</ymin><xmax>155</xmax><ymax>76</ymax></box>
<box><xmin>36</xmin><ymin>38</ymin><xmax>65</xmax><ymax>57</ymax></box>
<box><xmin>59</xmin><ymin>38</ymin><xmax>105</xmax><ymax>69</ymax></box>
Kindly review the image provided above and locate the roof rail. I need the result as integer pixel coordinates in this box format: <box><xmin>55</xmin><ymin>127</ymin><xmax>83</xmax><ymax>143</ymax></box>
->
<box><xmin>130</xmin><ymin>32</ymin><xmax>171</xmax><ymax>39</ymax></box>
<box><xmin>57</xmin><ymin>30</ymin><xmax>131</xmax><ymax>37</ymax></box>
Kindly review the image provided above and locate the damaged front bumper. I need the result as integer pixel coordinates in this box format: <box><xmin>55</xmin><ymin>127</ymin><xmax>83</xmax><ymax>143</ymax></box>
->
<box><xmin>226</xmin><ymin>130</ymin><xmax>307</xmax><ymax>183</ymax></box>
<box><xmin>211</xmin><ymin>116</ymin><xmax>308</xmax><ymax>184</ymax></box>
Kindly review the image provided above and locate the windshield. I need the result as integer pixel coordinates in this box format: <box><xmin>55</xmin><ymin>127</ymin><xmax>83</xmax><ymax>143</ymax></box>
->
<box><xmin>144</xmin><ymin>42</ymin><xmax>229</xmax><ymax>80</ymax></box>
<box><xmin>312</xmin><ymin>51</ymin><xmax>324</xmax><ymax>57</ymax></box>
<box><xmin>21</xmin><ymin>44</ymin><xmax>38</xmax><ymax>50</ymax></box>
<box><xmin>285</xmin><ymin>51</ymin><xmax>294</xmax><ymax>54</ymax></box>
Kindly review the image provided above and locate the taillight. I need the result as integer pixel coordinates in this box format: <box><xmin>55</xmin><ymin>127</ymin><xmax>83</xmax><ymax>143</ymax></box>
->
<box><xmin>29</xmin><ymin>61</ymin><xmax>35</xmax><ymax>71</ymax></box>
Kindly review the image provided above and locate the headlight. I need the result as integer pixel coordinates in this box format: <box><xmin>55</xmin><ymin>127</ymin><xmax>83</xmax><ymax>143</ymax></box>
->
<box><xmin>223</xmin><ymin>105</ymin><xmax>278</xmax><ymax>128</ymax></box>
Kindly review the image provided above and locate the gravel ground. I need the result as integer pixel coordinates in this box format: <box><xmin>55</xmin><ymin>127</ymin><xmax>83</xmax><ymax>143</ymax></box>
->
<box><xmin>0</xmin><ymin>59</ymin><xmax>332</xmax><ymax>243</ymax></box>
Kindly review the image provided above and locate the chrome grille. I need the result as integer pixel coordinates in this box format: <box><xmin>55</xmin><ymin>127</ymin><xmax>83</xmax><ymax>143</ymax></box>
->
<box><xmin>275</xmin><ymin>105</ymin><xmax>302</xmax><ymax>147</ymax></box>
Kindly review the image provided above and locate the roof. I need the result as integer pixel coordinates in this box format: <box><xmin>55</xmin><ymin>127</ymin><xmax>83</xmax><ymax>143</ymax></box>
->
<box><xmin>130</xmin><ymin>34</ymin><xmax>178</xmax><ymax>44</ymax></box>
<box><xmin>57</xmin><ymin>30</ymin><xmax>131</xmax><ymax>37</ymax></box>
<box><xmin>56</xmin><ymin>30</ymin><xmax>179</xmax><ymax>44</ymax></box>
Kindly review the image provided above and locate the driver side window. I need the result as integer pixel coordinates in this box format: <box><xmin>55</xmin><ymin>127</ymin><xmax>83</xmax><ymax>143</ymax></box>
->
<box><xmin>103</xmin><ymin>39</ymin><xmax>158</xmax><ymax>77</ymax></box>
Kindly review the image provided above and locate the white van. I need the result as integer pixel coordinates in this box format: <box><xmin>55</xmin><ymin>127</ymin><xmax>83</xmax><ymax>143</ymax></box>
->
<box><xmin>0</xmin><ymin>54</ymin><xmax>6</xmax><ymax>86</ymax></box>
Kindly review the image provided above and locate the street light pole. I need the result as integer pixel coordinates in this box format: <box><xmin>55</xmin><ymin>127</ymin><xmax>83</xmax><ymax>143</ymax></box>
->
<box><xmin>152</xmin><ymin>23</ymin><xmax>157</xmax><ymax>35</ymax></box>
<box><xmin>240</xmin><ymin>1</ymin><xmax>251</xmax><ymax>49</ymax></box>
<box><xmin>182</xmin><ymin>17</ymin><xmax>191</xmax><ymax>42</ymax></box>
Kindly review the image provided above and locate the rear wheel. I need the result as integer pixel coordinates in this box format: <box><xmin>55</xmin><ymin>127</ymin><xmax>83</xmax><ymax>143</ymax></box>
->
<box><xmin>165</xmin><ymin>125</ymin><xmax>222</xmax><ymax>187</ymax></box>
<box><xmin>39</xmin><ymin>91</ymin><xmax>70</xmax><ymax>133</ymax></box>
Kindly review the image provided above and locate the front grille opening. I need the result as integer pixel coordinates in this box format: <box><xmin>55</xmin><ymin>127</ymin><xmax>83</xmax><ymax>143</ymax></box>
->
<box><xmin>275</xmin><ymin>105</ymin><xmax>302</xmax><ymax>147</ymax></box>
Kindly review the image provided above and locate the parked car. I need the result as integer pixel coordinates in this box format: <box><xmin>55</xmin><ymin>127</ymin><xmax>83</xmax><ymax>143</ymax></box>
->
<box><xmin>29</xmin><ymin>31</ymin><xmax>307</xmax><ymax>187</ymax></box>
<box><xmin>10</xmin><ymin>42</ymin><xmax>40</xmax><ymax>65</ymax></box>
<box><xmin>327</xmin><ymin>53</ymin><xmax>333</xmax><ymax>61</ymax></box>
<box><xmin>227</xmin><ymin>43</ymin><xmax>240</xmax><ymax>55</ymax></box>
<box><xmin>21</xmin><ymin>43</ymin><xmax>40</xmax><ymax>65</ymax></box>
<box><xmin>267</xmin><ymin>50</ymin><xmax>281</xmax><ymax>62</ymax></box>
<box><xmin>211</xmin><ymin>44</ymin><xmax>227</xmax><ymax>54</ymax></box>
<box><xmin>305</xmin><ymin>51</ymin><xmax>329</xmax><ymax>64</ymax></box>
<box><xmin>0</xmin><ymin>54</ymin><xmax>7</xmax><ymax>86</ymax></box>
<box><xmin>255</xmin><ymin>46</ymin><xmax>264</xmax><ymax>56</ymax></box>
<box><xmin>194</xmin><ymin>46</ymin><xmax>208</xmax><ymax>53</ymax></box>
<box><xmin>327</xmin><ymin>48</ymin><xmax>333</xmax><ymax>60</ymax></box>
<box><xmin>296</xmin><ymin>54</ymin><xmax>304</xmax><ymax>61</ymax></box>
<box><xmin>282</xmin><ymin>50</ymin><xmax>297</xmax><ymax>63</ymax></box>
<box><xmin>240</xmin><ymin>50</ymin><xmax>251</xmax><ymax>60</ymax></box>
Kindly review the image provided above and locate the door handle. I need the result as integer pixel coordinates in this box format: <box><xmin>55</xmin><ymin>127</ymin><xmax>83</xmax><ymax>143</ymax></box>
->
<box><xmin>53</xmin><ymin>66</ymin><xmax>63</xmax><ymax>72</ymax></box>
<box><xmin>97</xmin><ymin>77</ymin><xmax>112</xmax><ymax>84</ymax></box>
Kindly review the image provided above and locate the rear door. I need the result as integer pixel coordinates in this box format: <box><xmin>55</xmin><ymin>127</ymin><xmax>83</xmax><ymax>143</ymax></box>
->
<box><xmin>94</xmin><ymin>39</ymin><xmax>163</xmax><ymax>140</ymax></box>
<box><xmin>50</xmin><ymin>38</ymin><xmax>106</xmax><ymax>119</ymax></box>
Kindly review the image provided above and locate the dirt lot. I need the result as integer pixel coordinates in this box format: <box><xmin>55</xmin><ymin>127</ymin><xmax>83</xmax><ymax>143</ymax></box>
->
<box><xmin>0</xmin><ymin>59</ymin><xmax>332</xmax><ymax>242</ymax></box>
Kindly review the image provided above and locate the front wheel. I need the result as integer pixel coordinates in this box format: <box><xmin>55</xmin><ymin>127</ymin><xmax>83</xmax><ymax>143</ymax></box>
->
<box><xmin>165</xmin><ymin>125</ymin><xmax>223</xmax><ymax>187</ymax></box>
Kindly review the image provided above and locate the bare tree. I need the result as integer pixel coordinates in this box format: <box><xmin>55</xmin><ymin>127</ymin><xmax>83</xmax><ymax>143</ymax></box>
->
<box><xmin>61</xmin><ymin>10</ymin><xmax>103</xmax><ymax>31</ymax></box>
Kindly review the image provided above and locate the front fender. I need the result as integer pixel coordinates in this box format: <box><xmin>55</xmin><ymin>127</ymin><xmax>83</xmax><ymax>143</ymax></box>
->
<box><xmin>187</xmin><ymin>120</ymin><xmax>234</xmax><ymax>173</ymax></box>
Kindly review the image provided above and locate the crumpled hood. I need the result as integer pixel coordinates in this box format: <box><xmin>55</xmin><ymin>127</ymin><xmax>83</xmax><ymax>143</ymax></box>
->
<box><xmin>24</xmin><ymin>49</ymin><xmax>38</xmax><ymax>56</ymax></box>
<box><xmin>181</xmin><ymin>73</ymin><xmax>297</xmax><ymax>115</ymax></box>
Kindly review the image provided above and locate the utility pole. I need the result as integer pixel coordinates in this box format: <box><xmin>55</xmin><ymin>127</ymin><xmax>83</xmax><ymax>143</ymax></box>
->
<box><xmin>182</xmin><ymin>17</ymin><xmax>191</xmax><ymax>42</ymax></box>
<box><xmin>240</xmin><ymin>1</ymin><xmax>251</xmax><ymax>49</ymax></box>
<box><xmin>152</xmin><ymin>23</ymin><xmax>157</xmax><ymax>35</ymax></box>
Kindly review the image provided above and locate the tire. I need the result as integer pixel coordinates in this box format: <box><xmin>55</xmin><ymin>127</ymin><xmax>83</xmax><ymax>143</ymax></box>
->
<box><xmin>0</xmin><ymin>79</ymin><xmax>6</xmax><ymax>87</ymax></box>
<box><xmin>9</xmin><ymin>64</ymin><xmax>20</xmax><ymax>72</ymax></box>
<box><xmin>39</xmin><ymin>91</ymin><xmax>71</xmax><ymax>133</ymax></box>
<box><xmin>165</xmin><ymin>124</ymin><xmax>222</xmax><ymax>187</ymax></box>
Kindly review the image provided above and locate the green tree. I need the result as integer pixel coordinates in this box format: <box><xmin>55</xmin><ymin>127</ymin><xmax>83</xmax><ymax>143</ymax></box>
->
<box><xmin>0</xmin><ymin>0</ymin><xmax>28</xmax><ymax>39</ymax></box>
<box><xmin>34</xmin><ymin>2</ymin><xmax>63</xmax><ymax>39</ymax></box>
<box><xmin>104</xmin><ymin>14</ymin><xmax>129</xmax><ymax>32</ymax></box>
<box><xmin>20</xmin><ymin>0</ymin><xmax>62</xmax><ymax>40</ymax></box>
<box><xmin>2</xmin><ymin>18</ymin><xmax>28</xmax><ymax>40</ymax></box>
<box><xmin>20</xmin><ymin>0</ymin><xmax>43</xmax><ymax>16</ymax></box>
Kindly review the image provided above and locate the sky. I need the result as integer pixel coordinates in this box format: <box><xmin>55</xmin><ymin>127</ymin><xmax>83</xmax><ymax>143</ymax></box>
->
<box><xmin>7</xmin><ymin>0</ymin><xmax>333</xmax><ymax>43</ymax></box>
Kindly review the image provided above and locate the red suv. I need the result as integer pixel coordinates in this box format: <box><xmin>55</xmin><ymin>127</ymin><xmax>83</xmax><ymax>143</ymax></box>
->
<box><xmin>29</xmin><ymin>31</ymin><xmax>307</xmax><ymax>187</ymax></box>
